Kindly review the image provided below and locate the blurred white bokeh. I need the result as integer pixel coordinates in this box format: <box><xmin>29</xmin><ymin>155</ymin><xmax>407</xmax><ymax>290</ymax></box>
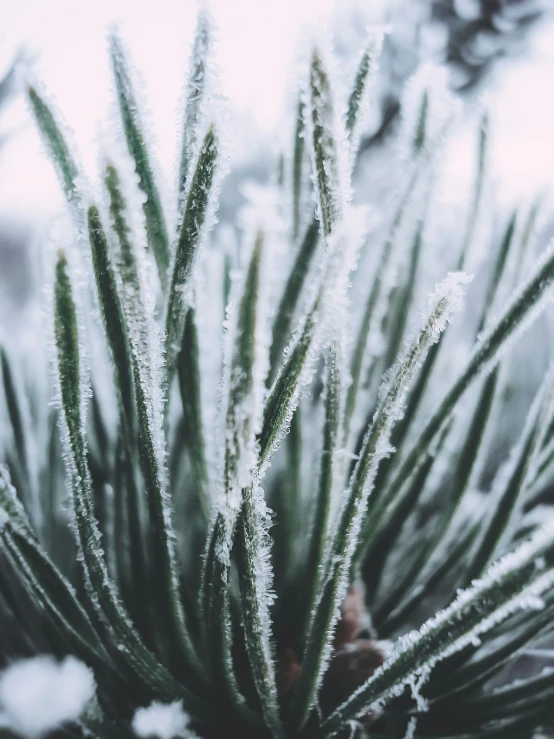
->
<box><xmin>0</xmin><ymin>0</ymin><xmax>338</xmax><ymax>219</ymax></box>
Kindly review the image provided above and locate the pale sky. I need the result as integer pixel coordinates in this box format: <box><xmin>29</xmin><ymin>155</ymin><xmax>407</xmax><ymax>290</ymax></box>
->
<box><xmin>1</xmin><ymin>0</ymin><xmax>554</xmax><ymax>222</ymax></box>
<box><xmin>0</xmin><ymin>0</ymin><xmax>338</xmax><ymax>219</ymax></box>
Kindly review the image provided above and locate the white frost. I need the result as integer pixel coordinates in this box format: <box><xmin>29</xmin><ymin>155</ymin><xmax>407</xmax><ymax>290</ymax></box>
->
<box><xmin>347</xmin><ymin>29</ymin><xmax>386</xmax><ymax>167</ymax></box>
<box><xmin>0</xmin><ymin>656</ymin><xmax>95</xmax><ymax>737</ymax></box>
<box><xmin>403</xmin><ymin>716</ymin><xmax>418</xmax><ymax>739</ymax></box>
<box><xmin>99</xmin><ymin>133</ymin><xmax>169</xmax><ymax>497</ymax></box>
<box><xmin>303</xmin><ymin>37</ymin><xmax>352</xmax><ymax>237</ymax></box>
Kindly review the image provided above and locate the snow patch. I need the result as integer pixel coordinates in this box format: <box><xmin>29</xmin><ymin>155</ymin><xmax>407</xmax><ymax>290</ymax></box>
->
<box><xmin>0</xmin><ymin>656</ymin><xmax>95</xmax><ymax>737</ymax></box>
<box><xmin>132</xmin><ymin>700</ymin><xmax>197</xmax><ymax>739</ymax></box>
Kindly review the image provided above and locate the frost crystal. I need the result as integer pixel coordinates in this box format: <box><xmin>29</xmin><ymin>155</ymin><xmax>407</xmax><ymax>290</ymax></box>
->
<box><xmin>407</xmin><ymin>669</ymin><xmax>430</xmax><ymax>712</ymax></box>
<box><xmin>0</xmin><ymin>656</ymin><xmax>95</xmax><ymax>737</ymax></box>
<box><xmin>303</xmin><ymin>40</ymin><xmax>352</xmax><ymax>238</ymax></box>
<box><xmin>424</xmin><ymin>271</ymin><xmax>473</xmax><ymax>337</ymax></box>
<box><xmin>99</xmin><ymin>136</ymin><xmax>167</xmax><ymax>489</ymax></box>
<box><xmin>0</xmin><ymin>465</ymin><xmax>30</xmax><ymax>529</ymax></box>
<box><xmin>346</xmin><ymin>29</ymin><xmax>385</xmax><ymax>166</ymax></box>
<box><xmin>178</xmin><ymin>6</ymin><xmax>213</xmax><ymax>201</ymax></box>
<box><xmin>403</xmin><ymin>716</ymin><xmax>418</xmax><ymax>739</ymax></box>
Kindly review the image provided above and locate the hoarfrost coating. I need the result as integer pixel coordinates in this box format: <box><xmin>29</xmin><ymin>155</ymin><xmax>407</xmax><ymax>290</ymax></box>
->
<box><xmin>323</xmin><ymin>520</ymin><xmax>554</xmax><ymax>730</ymax></box>
<box><xmin>292</xmin><ymin>271</ymin><xmax>472</xmax><ymax>727</ymax></box>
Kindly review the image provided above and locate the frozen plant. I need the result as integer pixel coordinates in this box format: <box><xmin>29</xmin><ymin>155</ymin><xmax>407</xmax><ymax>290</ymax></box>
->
<box><xmin>1</xmin><ymin>8</ymin><xmax>554</xmax><ymax>739</ymax></box>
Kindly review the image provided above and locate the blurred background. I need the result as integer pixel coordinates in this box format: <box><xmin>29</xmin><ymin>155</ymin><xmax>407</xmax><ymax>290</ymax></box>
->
<box><xmin>1</xmin><ymin>0</ymin><xmax>554</xmax><ymax>346</ymax></box>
